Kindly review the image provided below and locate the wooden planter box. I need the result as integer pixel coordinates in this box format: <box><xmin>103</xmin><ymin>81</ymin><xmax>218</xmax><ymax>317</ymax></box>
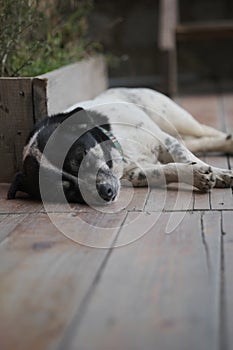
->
<box><xmin>0</xmin><ymin>56</ymin><xmax>107</xmax><ymax>182</ymax></box>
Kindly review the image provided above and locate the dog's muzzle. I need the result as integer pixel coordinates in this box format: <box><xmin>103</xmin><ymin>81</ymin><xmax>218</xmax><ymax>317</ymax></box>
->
<box><xmin>96</xmin><ymin>168</ymin><xmax>120</xmax><ymax>203</ymax></box>
<box><xmin>97</xmin><ymin>183</ymin><xmax>117</xmax><ymax>202</ymax></box>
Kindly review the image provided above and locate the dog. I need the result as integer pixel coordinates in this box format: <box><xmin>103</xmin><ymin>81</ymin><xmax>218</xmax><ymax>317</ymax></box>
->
<box><xmin>7</xmin><ymin>88</ymin><xmax>233</xmax><ymax>204</ymax></box>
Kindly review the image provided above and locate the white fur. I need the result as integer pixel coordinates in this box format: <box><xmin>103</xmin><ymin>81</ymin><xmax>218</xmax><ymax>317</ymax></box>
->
<box><xmin>66</xmin><ymin>88</ymin><xmax>233</xmax><ymax>190</ymax></box>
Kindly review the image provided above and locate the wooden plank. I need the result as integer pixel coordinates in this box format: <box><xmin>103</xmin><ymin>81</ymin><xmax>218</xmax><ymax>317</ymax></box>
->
<box><xmin>222</xmin><ymin>211</ymin><xmax>233</xmax><ymax>350</ymax></box>
<box><xmin>89</xmin><ymin>186</ymin><xmax>149</xmax><ymax>214</ymax></box>
<box><xmin>125</xmin><ymin>187</ymin><xmax>149</xmax><ymax>212</ymax></box>
<box><xmin>37</xmin><ymin>186</ymin><xmax>149</xmax><ymax>215</ymax></box>
<box><xmin>176</xmin><ymin>94</ymin><xmax>221</xmax><ymax>129</ymax></box>
<box><xmin>194</xmin><ymin>191</ymin><xmax>211</xmax><ymax>210</ymax></box>
<box><xmin>145</xmin><ymin>184</ymin><xmax>194</xmax><ymax>212</ymax></box>
<box><xmin>0</xmin><ymin>211</ymin><xmax>126</xmax><ymax>350</ymax></box>
<box><xmin>193</xmin><ymin>155</ymin><xmax>211</xmax><ymax>210</ymax></box>
<box><xmin>0</xmin><ymin>184</ymin><xmax>43</xmax><ymax>214</ymax></box>
<box><xmin>211</xmin><ymin>187</ymin><xmax>233</xmax><ymax>211</ymax></box>
<box><xmin>176</xmin><ymin>20</ymin><xmax>233</xmax><ymax>39</ymax></box>
<box><xmin>61</xmin><ymin>211</ymin><xmax>221</xmax><ymax>350</ymax></box>
<box><xmin>91</xmin><ymin>186</ymin><xmax>149</xmax><ymax>213</ymax></box>
<box><xmin>144</xmin><ymin>187</ymin><xmax>166</xmax><ymax>212</ymax></box>
<box><xmin>0</xmin><ymin>78</ymin><xmax>34</xmax><ymax>182</ymax></box>
<box><xmin>193</xmin><ymin>159</ymin><xmax>233</xmax><ymax>211</ymax></box>
<box><xmin>206</xmin><ymin>156</ymin><xmax>233</xmax><ymax>210</ymax></box>
<box><xmin>38</xmin><ymin>56</ymin><xmax>108</xmax><ymax>116</ymax></box>
<box><xmin>47</xmin><ymin>211</ymin><xmax>127</xmax><ymax>248</ymax></box>
<box><xmin>32</xmin><ymin>78</ymin><xmax>48</xmax><ymax>122</ymax></box>
<box><xmin>0</xmin><ymin>184</ymin><xmax>147</xmax><ymax>215</ymax></box>
<box><xmin>0</xmin><ymin>213</ymin><xmax>28</xmax><ymax>243</ymax></box>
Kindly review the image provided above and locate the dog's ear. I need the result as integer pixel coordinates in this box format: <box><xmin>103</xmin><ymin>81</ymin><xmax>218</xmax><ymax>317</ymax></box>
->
<box><xmin>65</xmin><ymin>107</ymin><xmax>94</xmax><ymax>128</ymax></box>
<box><xmin>64</xmin><ymin>107</ymin><xmax>110</xmax><ymax>131</ymax></box>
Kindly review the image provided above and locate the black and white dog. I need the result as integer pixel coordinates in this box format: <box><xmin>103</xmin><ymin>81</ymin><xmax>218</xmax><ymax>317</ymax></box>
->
<box><xmin>8</xmin><ymin>88</ymin><xmax>233</xmax><ymax>204</ymax></box>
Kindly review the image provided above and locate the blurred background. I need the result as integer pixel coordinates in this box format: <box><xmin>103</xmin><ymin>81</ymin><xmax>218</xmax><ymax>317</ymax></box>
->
<box><xmin>90</xmin><ymin>0</ymin><xmax>233</xmax><ymax>94</ymax></box>
<box><xmin>1</xmin><ymin>0</ymin><xmax>233</xmax><ymax>95</ymax></box>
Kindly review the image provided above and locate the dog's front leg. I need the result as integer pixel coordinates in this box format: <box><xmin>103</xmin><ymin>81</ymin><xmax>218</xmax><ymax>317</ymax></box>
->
<box><xmin>158</xmin><ymin>134</ymin><xmax>233</xmax><ymax>188</ymax></box>
<box><xmin>123</xmin><ymin>163</ymin><xmax>216</xmax><ymax>191</ymax></box>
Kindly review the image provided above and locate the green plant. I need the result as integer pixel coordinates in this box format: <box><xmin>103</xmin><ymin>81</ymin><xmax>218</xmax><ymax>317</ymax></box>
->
<box><xmin>0</xmin><ymin>0</ymin><xmax>101</xmax><ymax>77</ymax></box>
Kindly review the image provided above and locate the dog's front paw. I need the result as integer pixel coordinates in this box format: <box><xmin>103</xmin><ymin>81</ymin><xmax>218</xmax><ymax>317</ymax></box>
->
<box><xmin>215</xmin><ymin>170</ymin><xmax>233</xmax><ymax>188</ymax></box>
<box><xmin>193</xmin><ymin>165</ymin><xmax>216</xmax><ymax>191</ymax></box>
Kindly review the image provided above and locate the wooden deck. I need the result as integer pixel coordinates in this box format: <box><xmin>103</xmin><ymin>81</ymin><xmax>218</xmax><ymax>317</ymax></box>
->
<box><xmin>0</xmin><ymin>93</ymin><xmax>233</xmax><ymax>350</ymax></box>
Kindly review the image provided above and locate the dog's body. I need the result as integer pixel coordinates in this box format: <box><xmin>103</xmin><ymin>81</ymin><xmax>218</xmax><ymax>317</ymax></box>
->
<box><xmin>8</xmin><ymin>88</ymin><xmax>233</xmax><ymax>204</ymax></box>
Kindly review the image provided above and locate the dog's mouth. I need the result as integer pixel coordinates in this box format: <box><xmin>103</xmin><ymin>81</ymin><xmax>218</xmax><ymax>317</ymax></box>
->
<box><xmin>74</xmin><ymin>174</ymin><xmax>120</xmax><ymax>205</ymax></box>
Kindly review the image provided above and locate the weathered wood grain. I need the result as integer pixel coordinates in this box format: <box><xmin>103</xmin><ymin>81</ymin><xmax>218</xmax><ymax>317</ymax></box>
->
<box><xmin>60</xmin><ymin>211</ymin><xmax>221</xmax><ymax>350</ymax></box>
<box><xmin>222</xmin><ymin>211</ymin><xmax>233</xmax><ymax>350</ymax></box>
<box><xmin>36</xmin><ymin>186</ymin><xmax>149</xmax><ymax>215</ymax></box>
<box><xmin>125</xmin><ymin>187</ymin><xmax>150</xmax><ymax>212</ymax></box>
<box><xmin>0</xmin><ymin>78</ymin><xmax>34</xmax><ymax>182</ymax></box>
<box><xmin>32</xmin><ymin>78</ymin><xmax>48</xmax><ymax>122</ymax></box>
<box><xmin>91</xmin><ymin>186</ymin><xmax>149</xmax><ymax>214</ymax></box>
<box><xmin>145</xmin><ymin>184</ymin><xmax>194</xmax><ymax>212</ymax></box>
<box><xmin>206</xmin><ymin>156</ymin><xmax>233</xmax><ymax>210</ymax></box>
<box><xmin>0</xmin><ymin>210</ymin><xmax>126</xmax><ymax>350</ymax></box>
<box><xmin>193</xmin><ymin>191</ymin><xmax>211</xmax><ymax>210</ymax></box>
<box><xmin>144</xmin><ymin>187</ymin><xmax>167</xmax><ymax>212</ymax></box>
<box><xmin>0</xmin><ymin>213</ymin><xmax>28</xmax><ymax>243</ymax></box>
<box><xmin>0</xmin><ymin>184</ymin><xmax>43</xmax><ymax>213</ymax></box>
<box><xmin>48</xmin><ymin>211</ymin><xmax>127</xmax><ymax>248</ymax></box>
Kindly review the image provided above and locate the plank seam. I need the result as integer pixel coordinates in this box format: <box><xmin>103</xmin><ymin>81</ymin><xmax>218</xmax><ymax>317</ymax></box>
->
<box><xmin>209</xmin><ymin>191</ymin><xmax>213</xmax><ymax>210</ymax></box>
<box><xmin>143</xmin><ymin>187</ymin><xmax>152</xmax><ymax>211</ymax></box>
<box><xmin>201</xmin><ymin>212</ymin><xmax>211</xmax><ymax>274</ymax></box>
<box><xmin>56</xmin><ymin>212</ymin><xmax>128</xmax><ymax>350</ymax></box>
<box><xmin>219</xmin><ymin>211</ymin><xmax>228</xmax><ymax>350</ymax></box>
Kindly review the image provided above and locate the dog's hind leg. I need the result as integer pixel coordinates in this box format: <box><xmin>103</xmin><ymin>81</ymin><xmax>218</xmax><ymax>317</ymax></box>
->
<box><xmin>158</xmin><ymin>133</ymin><xmax>207</xmax><ymax>165</ymax></box>
<box><xmin>183</xmin><ymin>134</ymin><xmax>233</xmax><ymax>154</ymax></box>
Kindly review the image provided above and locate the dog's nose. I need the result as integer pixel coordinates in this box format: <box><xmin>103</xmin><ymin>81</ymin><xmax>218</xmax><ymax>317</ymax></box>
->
<box><xmin>98</xmin><ymin>183</ymin><xmax>116</xmax><ymax>202</ymax></box>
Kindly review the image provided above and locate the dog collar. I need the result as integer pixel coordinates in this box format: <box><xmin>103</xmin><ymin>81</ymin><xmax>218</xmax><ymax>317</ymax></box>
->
<box><xmin>97</xmin><ymin>126</ymin><xmax>124</xmax><ymax>159</ymax></box>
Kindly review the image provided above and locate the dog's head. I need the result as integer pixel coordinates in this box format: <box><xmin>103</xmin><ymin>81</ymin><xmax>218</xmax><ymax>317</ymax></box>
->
<box><xmin>32</xmin><ymin>107</ymin><xmax>124</xmax><ymax>204</ymax></box>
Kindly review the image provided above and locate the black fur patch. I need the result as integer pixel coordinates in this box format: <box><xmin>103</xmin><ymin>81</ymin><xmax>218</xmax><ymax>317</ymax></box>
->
<box><xmin>9</xmin><ymin>107</ymin><xmax>117</xmax><ymax>203</ymax></box>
